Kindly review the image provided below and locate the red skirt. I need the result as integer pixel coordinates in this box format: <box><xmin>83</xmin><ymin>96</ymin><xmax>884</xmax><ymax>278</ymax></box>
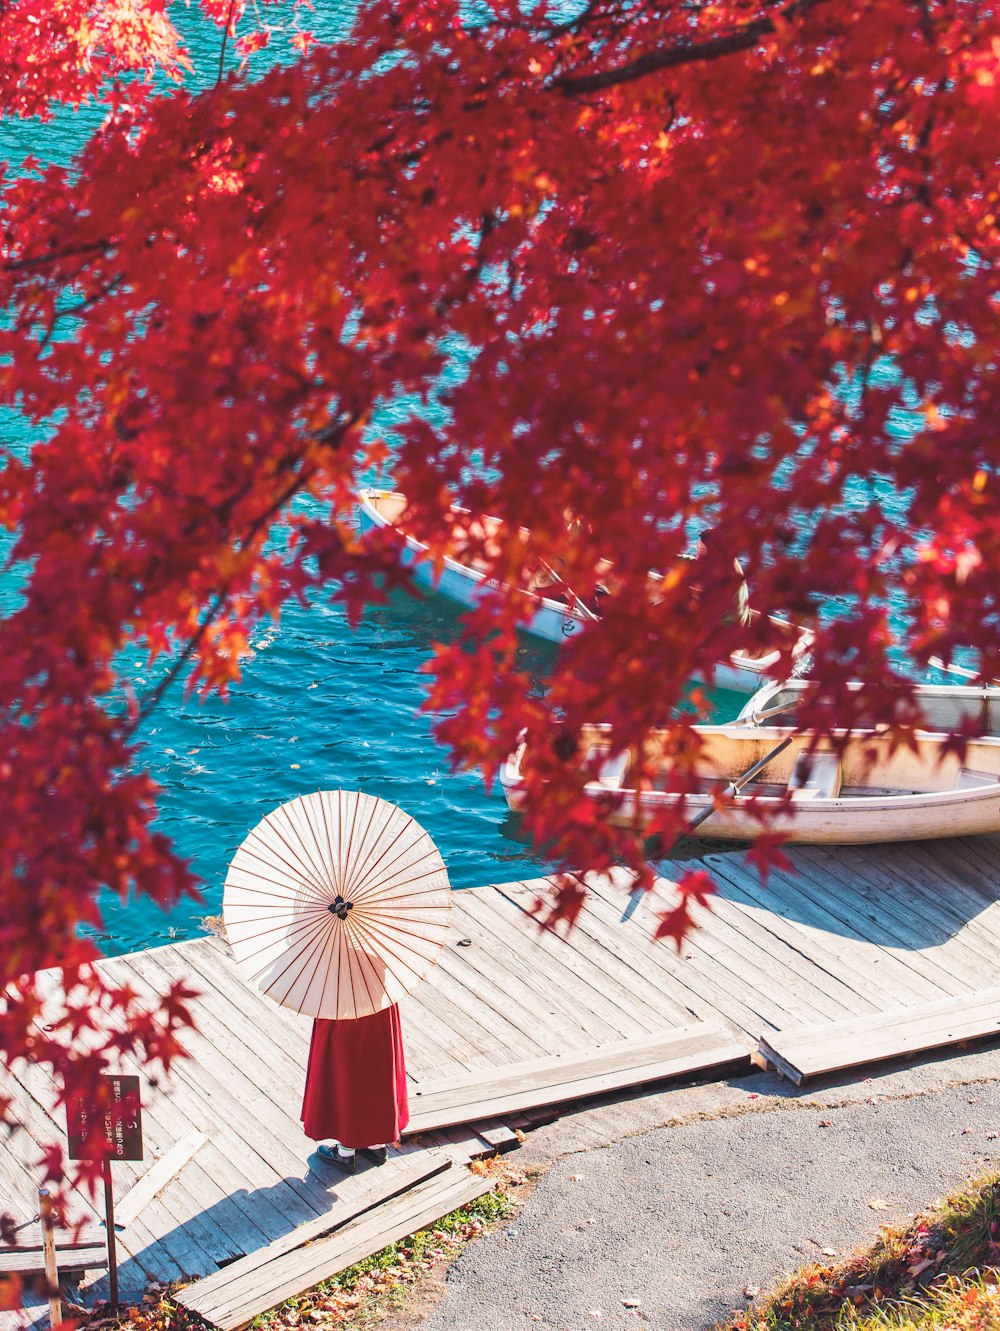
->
<box><xmin>300</xmin><ymin>1004</ymin><xmax>409</xmax><ymax>1148</ymax></box>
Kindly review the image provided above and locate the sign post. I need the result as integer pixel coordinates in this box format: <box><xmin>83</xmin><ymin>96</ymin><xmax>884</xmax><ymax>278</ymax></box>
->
<box><xmin>66</xmin><ymin>1074</ymin><xmax>143</xmax><ymax>1312</ymax></box>
<box><xmin>38</xmin><ymin>1188</ymin><xmax>62</xmax><ymax>1329</ymax></box>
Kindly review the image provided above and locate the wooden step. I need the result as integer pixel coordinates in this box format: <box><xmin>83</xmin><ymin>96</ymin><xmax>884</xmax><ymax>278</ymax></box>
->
<box><xmin>754</xmin><ymin>985</ymin><xmax>1000</xmax><ymax>1084</ymax></box>
<box><xmin>0</xmin><ymin>1243</ymin><xmax>108</xmax><ymax>1276</ymax></box>
<box><xmin>402</xmin><ymin>1025</ymin><xmax>749</xmax><ymax>1134</ymax></box>
<box><xmin>177</xmin><ymin>1163</ymin><xmax>492</xmax><ymax>1330</ymax></box>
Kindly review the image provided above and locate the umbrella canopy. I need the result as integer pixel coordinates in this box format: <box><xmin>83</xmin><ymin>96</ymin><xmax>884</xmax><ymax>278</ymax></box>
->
<box><xmin>223</xmin><ymin>790</ymin><xmax>452</xmax><ymax>1020</ymax></box>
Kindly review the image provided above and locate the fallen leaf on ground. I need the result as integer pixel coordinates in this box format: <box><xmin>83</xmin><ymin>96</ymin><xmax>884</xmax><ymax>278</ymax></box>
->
<box><xmin>868</xmin><ymin>1199</ymin><xmax>890</xmax><ymax>1210</ymax></box>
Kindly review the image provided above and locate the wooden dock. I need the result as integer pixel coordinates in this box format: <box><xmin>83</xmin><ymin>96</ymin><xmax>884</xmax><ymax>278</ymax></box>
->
<box><xmin>3</xmin><ymin>833</ymin><xmax>1000</xmax><ymax>1320</ymax></box>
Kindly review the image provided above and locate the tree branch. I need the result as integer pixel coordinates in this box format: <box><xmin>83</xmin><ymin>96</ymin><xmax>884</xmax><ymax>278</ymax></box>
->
<box><xmin>555</xmin><ymin>0</ymin><xmax>831</xmax><ymax>95</ymax></box>
<box><xmin>127</xmin><ymin>462</ymin><xmax>318</xmax><ymax>731</ymax></box>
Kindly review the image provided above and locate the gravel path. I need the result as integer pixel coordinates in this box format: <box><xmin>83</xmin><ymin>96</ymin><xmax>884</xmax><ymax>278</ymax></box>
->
<box><xmin>387</xmin><ymin>1048</ymin><xmax>1000</xmax><ymax>1331</ymax></box>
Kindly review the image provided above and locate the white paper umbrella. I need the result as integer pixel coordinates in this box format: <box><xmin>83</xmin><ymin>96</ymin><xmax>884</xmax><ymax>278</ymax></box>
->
<box><xmin>223</xmin><ymin>790</ymin><xmax>452</xmax><ymax>1020</ymax></box>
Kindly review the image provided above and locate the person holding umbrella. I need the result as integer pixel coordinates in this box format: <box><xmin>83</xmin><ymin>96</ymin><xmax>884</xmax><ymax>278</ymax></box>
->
<box><xmin>301</xmin><ymin>1003</ymin><xmax>408</xmax><ymax>1171</ymax></box>
<box><xmin>222</xmin><ymin>790</ymin><xmax>452</xmax><ymax>1174</ymax></box>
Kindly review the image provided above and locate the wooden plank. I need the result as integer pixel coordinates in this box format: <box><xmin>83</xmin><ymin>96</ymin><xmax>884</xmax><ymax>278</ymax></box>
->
<box><xmin>0</xmin><ymin>1067</ymin><xmax>174</xmax><ymax>1289</ymax></box>
<box><xmin>792</xmin><ymin>844</ymin><xmax>992</xmax><ymax>981</ymax></box>
<box><xmin>175</xmin><ymin>1151</ymin><xmax>452</xmax><ymax>1318</ymax></box>
<box><xmin>800</xmin><ymin>843</ymin><xmax>1000</xmax><ymax>976</ymax></box>
<box><xmin>758</xmin><ymin>986</ymin><xmax>1000</xmax><ymax>1084</ymax></box>
<box><xmin>114</xmin><ymin>1131</ymin><xmax>207</xmax><ymax>1229</ymax></box>
<box><xmin>181</xmin><ymin>1168</ymin><xmax>493</xmax><ymax>1331</ymax></box>
<box><xmin>725</xmin><ymin>850</ymin><xmax>962</xmax><ymax>999</ymax></box>
<box><xmin>435</xmin><ymin>927</ymin><xmax>631</xmax><ymax>1052</ymax></box>
<box><xmin>80</xmin><ymin>961</ymin><xmax>315</xmax><ymax>1266</ymax></box>
<box><xmin>103</xmin><ymin>955</ymin><xmax>333</xmax><ymax>1221</ymax></box>
<box><xmin>702</xmin><ymin>853</ymin><xmax>942</xmax><ymax>1010</ymax></box>
<box><xmin>496</xmin><ymin>879</ymin><xmax>704</xmax><ymax>1021</ymax></box>
<box><xmin>469</xmin><ymin>1120</ymin><xmax>520</xmax><ymax>1153</ymax></box>
<box><xmin>587</xmin><ymin>870</ymin><xmax>861</xmax><ymax>1022</ymax></box>
<box><xmin>403</xmin><ymin>1027</ymin><xmax>748</xmax><ymax>1133</ymax></box>
<box><xmin>452</xmin><ymin>888</ymin><xmax>671</xmax><ymax>1037</ymax></box>
<box><xmin>551</xmin><ymin>873</ymin><xmax>819</xmax><ymax>1033</ymax></box>
<box><xmin>872</xmin><ymin>843</ymin><xmax>1000</xmax><ymax>960</ymax></box>
<box><xmin>0</xmin><ymin>1246</ymin><xmax>107</xmax><ymax>1276</ymax></box>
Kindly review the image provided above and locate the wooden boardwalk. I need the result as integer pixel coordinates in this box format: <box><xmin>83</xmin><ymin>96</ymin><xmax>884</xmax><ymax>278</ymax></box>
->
<box><xmin>3</xmin><ymin>833</ymin><xmax>1000</xmax><ymax>1315</ymax></box>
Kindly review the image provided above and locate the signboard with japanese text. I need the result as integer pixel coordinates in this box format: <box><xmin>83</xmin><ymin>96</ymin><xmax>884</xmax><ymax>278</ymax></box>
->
<box><xmin>66</xmin><ymin>1074</ymin><xmax>143</xmax><ymax>1162</ymax></box>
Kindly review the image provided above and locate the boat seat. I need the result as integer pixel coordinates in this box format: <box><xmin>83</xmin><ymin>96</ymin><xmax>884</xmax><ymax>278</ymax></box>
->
<box><xmin>955</xmin><ymin>767</ymin><xmax>998</xmax><ymax>791</ymax></box>
<box><xmin>787</xmin><ymin>750</ymin><xmax>842</xmax><ymax>801</ymax></box>
<box><xmin>585</xmin><ymin>748</ymin><xmax>630</xmax><ymax>789</ymax></box>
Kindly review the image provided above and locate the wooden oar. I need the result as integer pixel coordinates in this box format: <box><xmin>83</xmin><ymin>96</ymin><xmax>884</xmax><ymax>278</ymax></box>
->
<box><xmin>538</xmin><ymin>557</ymin><xmax>601</xmax><ymax>623</ymax></box>
<box><xmin>671</xmin><ymin>732</ymin><xmax>796</xmax><ymax>848</ymax></box>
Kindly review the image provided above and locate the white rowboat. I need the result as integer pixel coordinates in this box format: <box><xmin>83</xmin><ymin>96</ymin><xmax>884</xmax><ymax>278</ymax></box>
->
<box><xmin>357</xmin><ymin>488</ymin><xmax>813</xmax><ymax>694</ymax></box>
<box><xmin>739</xmin><ymin>679</ymin><xmax>1000</xmax><ymax>734</ymax></box>
<box><xmin>498</xmin><ymin>720</ymin><xmax>1000</xmax><ymax>844</ymax></box>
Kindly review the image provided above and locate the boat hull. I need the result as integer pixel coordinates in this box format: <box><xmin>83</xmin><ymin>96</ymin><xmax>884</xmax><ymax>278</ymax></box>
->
<box><xmin>357</xmin><ymin>489</ymin><xmax>809</xmax><ymax>692</ymax></box>
<box><xmin>498</xmin><ymin>722</ymin><xmax>1000</xmax><ymax>845</ymax></box>
<box><xmin>499</xmin><ymin>776</ymin><xmax>1000</xmax><ymax>844</ymax></box>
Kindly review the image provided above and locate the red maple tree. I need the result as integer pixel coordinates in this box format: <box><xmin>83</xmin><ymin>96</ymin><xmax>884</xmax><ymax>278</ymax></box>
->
<box><xmin>1</xmin><ymin>0</ymin><xmax>998</xmax><ymax>1197</ymax></box>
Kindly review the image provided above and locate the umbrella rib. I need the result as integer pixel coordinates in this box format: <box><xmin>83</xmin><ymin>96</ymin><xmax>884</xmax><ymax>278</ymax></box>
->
<box><xmin>342</xmin><ymin>909</ymin><xmax>359</xmax><ymax>1020</ymax></box>
<box><xmin>266</xmin><ymin>918</ymin><xmax>333</xmax><ymax>1013</ymax></box>
<box><xmin>345</xmin><ymin>931</ymin><xmax>425</xmax><ymax>997</ymax></box>
<box><xmin>223</xmin><ymin>879</ymin><xmax>319</xmax><ymax>903</ymax></box>
<box><xmin>346</xmin><ymin>808</ymin><xmax>410</xmax><ymax>900</ymax></box>
<box><xmin>349</xmin><ymin>837</ymin><xmax>443</xmax><ymax>907</ymax></box>
<box><xmin>315</xmin><ymin>914</ymin><xmax>341</xmax><ymax>1019</ymax></box>
<box><xmin>334</xmin><ymin>902</ymin><xmax>348</xmax><ymax>1020</ymax></box>
<box><xmin>351</xmin><ymin>911</ymin><xmax>450</xmax><ymax>958</ymax></box>
<box><xmin>317</xmin><ymin>791</ymin><xmax>341</xmax><ymax>898</ymax></box>
<box><xmin>349</xmin><ymin>866</ymin><xmax>450</xmax><ymax>907</ymax></box>
<box><xmin>334</xmin><ymin>787</ymin><xmax>354</xmax><ymax>905</ymax></box>
<box><xmin>347</xmin><ymin>913</ymin><xmax>443</xmax><ymax>986</ymax></box>
<box><xmin>341</xmin><ymin>790</ymin><xmax>376</xmax><ymax>901</ymax></box>
<box><xmin>260</xmin><ymin>802</ymin><xmax>334</xmax><ymax>894</ymax></box>
<box><xmin>229</xmin><ymin>910</ymin><xmax>329</xmax><ymax>970</ymax></box>
<box><xmin>291</xmin><ymin>796</ymin><xmax>337</xmax><ymax>901</ymax></box>
<box><xmin>234</xmin><ymin>836</ymin><xmax>330</xmax><ymax>903</ymax></box>
<box><xmin>343</xmin><ymin>921</ymin><xmax>375</xmax><ymax>1011</ymax></box>
<box><xmin>347</xmin><ymin>795</ymin><xmax>404</xmax><ymax>903</ymax></box>
<box><xmin>345</xmin><ymin>816</ymin><xmax>419</xmax><ymax>903</ymax></box>
<box><xmin>346</xmin><ymin>918</ymin><xmax>382</xmax><ymax>1016</ymax></box>
<box><xmin>339</xmin><ymin>788</ymin><xmax>358</xmax><ymax>904</ymax></box>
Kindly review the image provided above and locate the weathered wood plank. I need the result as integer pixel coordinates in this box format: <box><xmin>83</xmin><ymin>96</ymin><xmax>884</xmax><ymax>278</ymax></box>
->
<box><xmin>174</xmin><ymin>1152</ymin><xmax>452</xmax><ymax>1319</ymax></box>
<box><xmin>403</xmin><ymin>1027</ymin><xmax>749</xmax><ymax>1133</ymax></box>
<box><xmin>114</xmin><ymin>1131</ymin><xmax>207</xmax><ymax>1229</ymax></box>
<box><xmin>586</xmin><ymin>871</ymin><xmax>857</xmax><ymax>1022</ymax></box>
<box><xmin>452</xmin><ymin>887</ymin><xmax>673</xmax><ymax>1036</ymax></box>
<box><xmin>180</xmin><ymin>1168</ymin><xmax>493</xmax><ymax>1331</ymax></box>
<box><xmin>702</xmin><ymin>853</ymin><xmax>940</xmax><ymax>1010</ymax></box>
<box><xmin>0</xmin><ymin>1246</ymin><xmax>108</xmax><ymax>1276</ymax></box>
<box><xmin>757</xmin><ymin>986</ymin><xmax>1000</xmax><ymax>1084</ymax></box>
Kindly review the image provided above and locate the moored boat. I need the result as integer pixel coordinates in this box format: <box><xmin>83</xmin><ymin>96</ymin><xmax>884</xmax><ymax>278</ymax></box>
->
<box><xmin>739</xmin><ymin>678</ymin><xmax>1000</xmax><ymax>734</ymax></box>
<box><xmin>357</xmin><ymin>487</ymin><xmax>813</xmax><ymax>693</ymax></box>
<box><xmin>498</xmin><ymin>720</ymin><xmax>1000</xmax><ymax>844</ymax></box>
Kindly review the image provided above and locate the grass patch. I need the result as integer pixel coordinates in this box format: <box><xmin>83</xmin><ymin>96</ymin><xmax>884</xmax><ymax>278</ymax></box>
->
<box><xmin>715</xmin><ymin>1173</ymin><xmax>1000</xmax><ymax>1331</ymax></box>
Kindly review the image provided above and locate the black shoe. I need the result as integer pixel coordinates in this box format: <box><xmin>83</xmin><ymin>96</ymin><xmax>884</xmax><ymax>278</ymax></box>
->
<box><xmin>317</xmin><ymin>1143</ymin><xmax>356</xmax><ymax>1172</ymax></box>
<box><xmin>359</xmin><ymin>1145</ymin><xmax>388</xmax><ymax>1166</ymax></box>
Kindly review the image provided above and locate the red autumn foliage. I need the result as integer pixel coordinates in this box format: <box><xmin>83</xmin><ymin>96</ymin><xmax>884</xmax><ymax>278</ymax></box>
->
<box><xmin>1</xmin><ymin>0</ymin><xmax>999</xmax><ymax>1201</ymax></box>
